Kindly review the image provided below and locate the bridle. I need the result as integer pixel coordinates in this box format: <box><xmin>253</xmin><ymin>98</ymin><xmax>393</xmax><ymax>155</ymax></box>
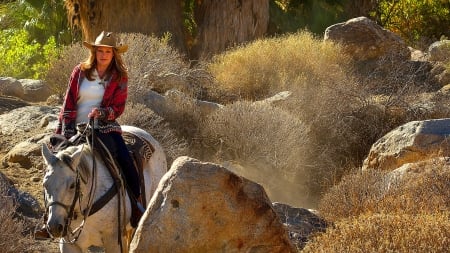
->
<box><xmin>43</xmin><ymin>119</ymin><xmax>127</xmax><ymax>252</ymax></box>
<box><xmin>44</xmin><ymin>120</ymin><xmax>97</xmax><ymax>243</ymax></box>
<box><xmin>45</xmin><ymin>164</ymin><xmax>83</xmax><ymax>241</ymax></box>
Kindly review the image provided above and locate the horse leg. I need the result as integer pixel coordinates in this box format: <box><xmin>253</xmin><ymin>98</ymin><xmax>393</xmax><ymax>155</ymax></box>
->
<box><xmin>60</xmin><ymin>241</ymin><xmax>82</xmax><ymax>253</ymax></box>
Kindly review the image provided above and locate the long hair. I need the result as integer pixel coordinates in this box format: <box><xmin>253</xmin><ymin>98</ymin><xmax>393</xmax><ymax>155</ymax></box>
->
<box><xmin>80</xmin><ymin>47</ymin><xmax>128</xmax><ymax>81</ymax></box>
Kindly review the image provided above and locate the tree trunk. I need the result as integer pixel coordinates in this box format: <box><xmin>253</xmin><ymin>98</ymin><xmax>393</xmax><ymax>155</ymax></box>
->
<box><xmin>64</xmin><ymin>0</ymin><xmax>187</xmax><ymax>54</ymax></box>
<box><xmin>191</xmin><ymin>0</ymin><xmax>269</xmax><ymax>59</ymax></box>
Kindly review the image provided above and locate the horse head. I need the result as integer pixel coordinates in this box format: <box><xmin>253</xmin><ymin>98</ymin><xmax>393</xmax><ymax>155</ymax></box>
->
<box><xmin>41</xmin><ymin>143</ymin><xmax>88</xmax><ymax>238</ymax></box>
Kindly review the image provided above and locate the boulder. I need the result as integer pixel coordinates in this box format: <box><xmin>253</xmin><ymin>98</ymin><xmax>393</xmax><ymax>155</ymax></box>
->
<box><xmin>0</xmin><ymin>171</ymin><xmax>42</xmax><ymax>219</ymax></box>
<box><xmin>0</xmin><ymin>105</ymin><xmax>59</xmax><ymax>135</ymax></box>
<box><xmin>3</xmin><ymin>133</ymin><xmax>49</xmax><ymax>169</ymax></box>
<box><xmin>19</xmin><ymin>79</ymin><xmax>52</xmax><ymax>102</ymax></box>
<box><xmin>0</xmin><ymin>95</ymin><xmax>29</xmax><ymax>115</ymax></box>
<box><xmin>363</xmin><ymin>118</ymin><xmax>450</xmax><ymax>171</ymax></box>
<box><xmin>143</xmin><ymin>89</ymin><xmax>223</xmax><ymax>117</ymax></box>
<box><xmin>0</xmin><ymin>77</ymin><xmax>24</xmax><ymax>98</ymax></box>
<box><xmin>324</xmin><ymin>16</ymin><xmax>410</xmax><ymax>62</ymax></box>
<box><xmin>428</xmin><ymin>40</ymin><xmax>450</xmax><ymax>62</ymax></box>
<box><xmin>272</xmin><ymin>202</ymin><xmax>327</xmax><ymax>250</ymax></box>
<box><xmin>130</xmin><ymin>156</ymin><xmax>296</xmax><ymax>253</ymax></box>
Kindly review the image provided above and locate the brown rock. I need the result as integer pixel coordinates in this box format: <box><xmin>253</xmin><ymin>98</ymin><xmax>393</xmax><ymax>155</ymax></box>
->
<box><xmin>324</xmin><ymin>16</ymin><xmax>410</xmax><ymax>62</ymax></box>
<box><xmin>130</xmin><ymin>156</ymin><xmax>296</xmax><ymax>253</ymax></box>
<box><xmin>363</xmin><ymin>118</ymin><xmax>450</xmax><ymax>171</ymax></box>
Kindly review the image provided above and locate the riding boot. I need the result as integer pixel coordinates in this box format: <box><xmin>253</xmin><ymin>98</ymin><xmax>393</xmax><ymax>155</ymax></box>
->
<box><xmin>34</xmin><ymin>215</ymin><xmax>51</xmax><ymax>240</ymax></box>
<box><xmin>130</xmin><ymin>195</ymin><xmax>144</xmax><ymax>228</ymax></box>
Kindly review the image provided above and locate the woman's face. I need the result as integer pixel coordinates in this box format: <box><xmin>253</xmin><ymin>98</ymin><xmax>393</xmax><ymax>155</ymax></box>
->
<box><xmin>95</xmin><ymin>46</ymin><xmax>114</xmax><ymax>69</ymax></box>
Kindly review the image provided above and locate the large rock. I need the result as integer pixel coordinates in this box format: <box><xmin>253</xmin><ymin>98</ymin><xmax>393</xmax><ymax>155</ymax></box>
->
<box><xmin>0</xmin><ymin>77</ymin><xmax>24</xmax><ymax>98</ymax></box>
<box><xmin>0</xmin><ymin>78</ymin><xmax>52</xmax><ymax>102</ymax></box>
<box><xmin>428</xmin><ymin>40</ymin><xmax>450</xmax><ymax>62</ymax></box>
<box><xmin>0</xmin><ymin>171</ymin><xmax>42</xmax><ymax>219</ymax></box>
<box><xmin>3</xmin><ymin>133</ymin><xmax>49</xmax><ymax>169</ymax></box>
<box><xmin>130</xmin><ymin>156</ymin><xmax>296</xmax><ymax>253</ymax></box>
<box><xmin>143</xmin><ymin>89</ymin><xmax>223</xmax><ymax>117</ymax></box>
<box><xmin>324</xmin><ymin>16</ymin><xmax>410</xmax><ymax>62</ymax></box>
<box><xmin>19</xmin><ymin>79</ymin><xmax>52</xmax><ymax>102</ymax></box>
<box><xmin>0</xmin><ymin>105</ymin><xmax>59</xmax><ymax>135</ymax></box>
<box><xmin>363</xmin><ymin>118</ymin><xmax>450</xmax><ymax>171</ymax></box>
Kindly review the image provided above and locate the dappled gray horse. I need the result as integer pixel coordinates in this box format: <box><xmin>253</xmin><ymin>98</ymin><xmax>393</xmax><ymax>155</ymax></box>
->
<box><xmin>41</xmin><ymin>125</ymin><xmax>167</xmax><ymax>253</ymax></box>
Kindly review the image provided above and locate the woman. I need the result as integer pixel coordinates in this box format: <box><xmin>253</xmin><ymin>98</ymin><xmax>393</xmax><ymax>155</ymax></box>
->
<box><xmin>35</xmin><ymin>31</ymin><xmax>142</xmax><ymax>240</ymax></box>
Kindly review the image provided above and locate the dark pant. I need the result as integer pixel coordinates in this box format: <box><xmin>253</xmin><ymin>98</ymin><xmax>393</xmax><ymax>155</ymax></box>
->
<box><xmin>95</xmin><ymin>131</ymin><xmax>140</xmax><ymax>198</ymax></box>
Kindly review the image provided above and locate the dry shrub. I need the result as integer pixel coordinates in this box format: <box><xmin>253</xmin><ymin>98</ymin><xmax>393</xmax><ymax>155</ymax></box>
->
<box><xmin>319</xmin><ymin>159</ymin><xmax>450</xmax><ymax>222</ymax></box>
<box><xmin>301</xmin><ymin>212</ymin><xmax>450</xmax><ymax>253</ymax></box>
<box><xmin>317</xmin><ymin>169</ymin><xmax>392</xmax><ymax>222</ymax></box>
<box><xmin>207</xmin><ymin>30</ymin><xmax>352</xmax><ymax>101</ymax></box>
<box><xmin>121</xmin><ymin>33</ymin><xmax>211</xmax><ymax>103</ymax></box>
<box><xmin>118</xmin><ymin>102</ymin><xmax>188</xmax><ymax>165</ymax></box>
<box><xmin>44</xmin><ymin>43</ymin><xmax>88</xmax><ymax>99</ymax></box>
<box><xmin>0</xmin><ymin>179</ymin><xmax>42</xmax><ymax>253</ymax></box>
<box><xmin>200</xmin><ymin>101</ymin><xmax>313</xmax><ymax>206</ymax></box>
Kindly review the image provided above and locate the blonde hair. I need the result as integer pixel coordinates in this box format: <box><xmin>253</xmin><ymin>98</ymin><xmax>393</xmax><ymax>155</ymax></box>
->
<box><xmin>80</xmin><ymin>47</ymin><xmax>128</xmax><ymax>81</ymax></box>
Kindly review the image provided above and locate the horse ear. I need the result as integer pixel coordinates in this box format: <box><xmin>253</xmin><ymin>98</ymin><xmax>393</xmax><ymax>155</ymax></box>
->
<box><xmin>42</xmin><ymin>144</ymin><xmax>57</xmax><ymax>165</ymax></box>
<box><xmin>70</xmin><ymin>148</ymin><xmax>89</xmax><ymax>183</ymax></box>
<box><xmin>70</xmin><ymin>148</ymin><xmax>83</xmax><ymax>168</ymax></box>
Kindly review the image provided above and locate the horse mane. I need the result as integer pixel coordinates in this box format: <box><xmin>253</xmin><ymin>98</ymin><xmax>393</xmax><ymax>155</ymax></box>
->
<box><xmin>57</xmin><ymin>144</ymin><xmax>92</xmax><ymax>178</ymax></box>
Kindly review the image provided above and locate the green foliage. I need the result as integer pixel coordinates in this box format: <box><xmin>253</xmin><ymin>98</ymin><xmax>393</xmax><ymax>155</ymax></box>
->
<box><xmin>0</xmin><ymin>0</ymin><xmax>73</xmax><ymax>79</ymax></box>
<box><xmin>269</xmin><ymin>0</ymin><xmax>347</xmax><ymax>35</ymax></box>
<box><xmin>0</xmin><ymin>29</ymin><xmax>58</xmax><ymax>79</ymax></box>
<box><xmin>373</xmin><ymin>0</ymin><xmax>450</xmax><ymax>48</ymax></box>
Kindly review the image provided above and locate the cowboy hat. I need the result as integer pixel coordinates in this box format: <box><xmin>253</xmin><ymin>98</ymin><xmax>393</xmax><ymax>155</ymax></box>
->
<box><xmin>83</xmin><ymin>31</ymin><xmax>128</xmax><ymax>53</ymax></box>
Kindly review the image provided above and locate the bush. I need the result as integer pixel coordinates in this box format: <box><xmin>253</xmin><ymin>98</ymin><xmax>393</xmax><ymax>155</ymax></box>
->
<box><xmin>301</xmin><ymin>212</ymin><xmax>450</xmax><ymax>253</ymax></box>
<box><xmin>373</xmin><ymin>0</ymin><xmax>450</xmax><ymax>49</ymax></box>
<box><xmin>0</xmin><ymin>29</ymin><xmax>58</xmax><ymax>79</ymax></box>
<box><xmin>200</xmin><ymin>101</ymin><xmax>312</xmax><ymax>206</ymax></box>
<box><xmin>120</xmin><ymin>33</ymin><xmax>195</xmax><ymax>103</ymax></box>
<box><xmin>44</xmin><ymin>43</ymin><xmax>87</xmax><ymax>99</ymax></box>
<box><xmin>0</xmin><ymin>179</ymin><xmax>43</xmax><ymax>253</ymax></box>
<box><xmin>318</xmin><ymin>159</ymin><xmax>450</xmax><ymax>222</ymax></box>
<box><xmin>207</xmin><ymin>30</ymin><xmax>352</xmax><ymax>101</ymax></box>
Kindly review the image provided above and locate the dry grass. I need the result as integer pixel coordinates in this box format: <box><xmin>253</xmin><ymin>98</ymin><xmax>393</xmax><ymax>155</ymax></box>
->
<box><xmin>318</xmin><ymin>159</ymin><xmax>450</xmax><ymax>222</ymax></box>
<box><xmin>0</xmin><ymin>179</ymin><xmax>44</xmax><ymax>253</ymax></box>
<box><xmin>301</xmin><ymin>212</ymin><xmax>450</xmax><ymax>253</ymax></box>
<box><xmin>206</xmin><ymin>30</ymin><xmax>450</xmax><ymax>201</ymax></box>
<box><xmin>44</xmin><ymin>43</ymin><xmax>88</xmax><ymax>100</ymax></box>
<box><xmin>199</xmin><ymin>101</ymin><xmax>313</xmax><ymax>206</ymax></box>
<box><xmin>208</xmin><ymin>30</ymin><xmax>351</xmax><ymax>101</ymax></box>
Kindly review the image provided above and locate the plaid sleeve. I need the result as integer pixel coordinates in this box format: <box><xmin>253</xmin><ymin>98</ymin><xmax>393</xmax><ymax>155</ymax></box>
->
<box><xmin>101</xmin><ymin>76</ymin><xmax>128</xmax><ymax>121</ymax></box>
<box><xmin>56</xmin><ymin>65</ymin><xmax>80</xmax><ymax>136</ymax></box>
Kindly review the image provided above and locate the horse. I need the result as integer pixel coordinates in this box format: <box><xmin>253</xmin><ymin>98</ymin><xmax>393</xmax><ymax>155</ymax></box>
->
<box><xmin>41</xmin><ymin>125</ymin><xmax>167</xmax><ymax>253</ymax></box>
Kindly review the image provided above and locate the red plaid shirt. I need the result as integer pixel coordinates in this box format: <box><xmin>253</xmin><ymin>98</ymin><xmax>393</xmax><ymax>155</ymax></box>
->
<box><xmin>56</xmin><ymin>64</ymin><xmax>128</xmax><ymax>137</ymax></box>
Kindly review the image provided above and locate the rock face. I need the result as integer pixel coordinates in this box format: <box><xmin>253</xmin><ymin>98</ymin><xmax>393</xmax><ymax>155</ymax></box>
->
<box><xmin>0</xmin><ymin>105</ymin><xmax>59</xmax><ymax>136</ymax></box>
<box><xmin>428</xmin><ymin>40</ymin><xmax>450</xmax><ymax>62</ymax></box>
<box><xmin>272</xmin><ymin>202</ymin><xmax>327</xmax><ymax>251</ymax></box>
<box><xmin>130</xmin><ymin>156</ymin><xmax>296</xmax><ymax>253</ymax></box>
<box><xmin>363</xmin><ymin>118</ymin><xmax>450</xmax><ymax>171</ymax></box>
<box><xmin>0</xmin><ymin>77</ymin><xmax>51</xmax><ymax>102</ymax></box>
<box><xmin>324</xmin><ymin>16</ymin><xmax>410</xmax><ymax>62</ymax></box>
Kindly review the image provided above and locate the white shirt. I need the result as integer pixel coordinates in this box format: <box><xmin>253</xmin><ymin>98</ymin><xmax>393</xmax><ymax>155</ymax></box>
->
<box><xmin>76</xmin><ymin>69</ymin><xmax>105</xmax><ymax>124</ymax></box>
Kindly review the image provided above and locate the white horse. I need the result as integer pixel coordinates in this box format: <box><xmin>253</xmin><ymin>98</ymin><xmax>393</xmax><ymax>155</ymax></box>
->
<box><xmin>41</xmin><ymin>125</ymin><xmax>167</xmax><ymax>253</ymax></box>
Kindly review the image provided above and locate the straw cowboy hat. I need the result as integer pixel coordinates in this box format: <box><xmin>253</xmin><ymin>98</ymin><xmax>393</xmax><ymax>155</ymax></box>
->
<box><xmin>83</xmin><ymin>31</ymin><xmax>128</xmax><ymax>53</ymax></box>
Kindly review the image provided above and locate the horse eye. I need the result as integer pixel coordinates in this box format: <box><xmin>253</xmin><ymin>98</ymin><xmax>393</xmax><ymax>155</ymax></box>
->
<box><xmin>69</xmin><ymin>183</ymin><xmax>76</xmax><ymax>189</ymax></box>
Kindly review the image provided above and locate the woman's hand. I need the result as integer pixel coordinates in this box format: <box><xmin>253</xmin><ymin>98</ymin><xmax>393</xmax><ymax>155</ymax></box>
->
<box><xmin>88</xmin><ymin>107</ymin><xmax>103</xmax><ymax>119</ymax></box>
